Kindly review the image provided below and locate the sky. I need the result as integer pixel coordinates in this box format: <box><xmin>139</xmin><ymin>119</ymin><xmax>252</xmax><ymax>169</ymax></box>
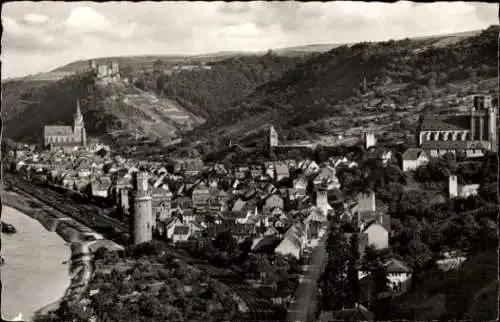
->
<box><xmin>1</xmin><ymin>1</ymin><xmax>498</xmax><ymax>79</ymax></box>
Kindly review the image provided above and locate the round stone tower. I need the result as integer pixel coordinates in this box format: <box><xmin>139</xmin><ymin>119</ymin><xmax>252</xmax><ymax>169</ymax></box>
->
<box><xmin>132</xmin><ymin>171</ymin><xmax>153</xmax><ymax>245</ymax></box>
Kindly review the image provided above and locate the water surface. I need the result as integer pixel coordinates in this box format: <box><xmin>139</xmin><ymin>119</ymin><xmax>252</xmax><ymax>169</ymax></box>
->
<box><xmin>1</xmin><ymin>206</ymin><xmax>70</xmax><ymax>321</ymax></box>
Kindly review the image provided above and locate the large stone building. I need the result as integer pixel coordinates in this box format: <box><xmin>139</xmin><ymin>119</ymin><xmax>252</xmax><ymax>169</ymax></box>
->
<box><xmin>43</xmin><ymin>99</ymin><xmax>87</xmax><ymax>151</ymax></box>
<box><xmin>417</xmin><ymin>94</ymin><xmax>497</xmax><ymax>158</ymax></box>
<box><xmin>89</xmin><ymin>60</ymin><xmax>120</xmax><ymax>83</ymax></box>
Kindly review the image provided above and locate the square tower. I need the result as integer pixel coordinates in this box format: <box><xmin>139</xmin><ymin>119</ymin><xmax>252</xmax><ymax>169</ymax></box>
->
<box><xmin>269</xmin><ymin>126</ymin><xmax>279</xmax><ymax>148</ymax></box>
<box><xmin>449</xmin><ymin>175</ymin><xmax>458</xmax><ymax>199</ymax></box>
<box><xmin>364</xmin><ymin>132</ymin><xmax>376</xmax><ymax>149</ymax></box>
<box><xmin>111</xmin><ymin>60</ymin><xmax>119</xmax><ymax>75</ymax></box>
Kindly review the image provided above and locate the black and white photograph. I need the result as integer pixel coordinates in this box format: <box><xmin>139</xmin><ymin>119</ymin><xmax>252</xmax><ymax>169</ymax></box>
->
<box><xmin>1</xmin><ymin>1</ymin><xmax>499</xmax><ymax>321</ymax></box>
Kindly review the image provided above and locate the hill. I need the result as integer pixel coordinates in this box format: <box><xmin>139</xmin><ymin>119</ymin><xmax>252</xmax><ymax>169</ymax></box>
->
<box><xmin>2</xmin><ymin>72</ymin><xmax>204</xmax><ymax>146</ymax></box>
<box><xmin>147</xmin><ymin>52</ymin><xmax>313</xmax><ymax>118</ymax></box>
<box><xmin>184</xmin><ymin>26</ymin><xmax>498</xmax><ymax>151</ymax></box>
<box><xmin>2</xmin><ymin>52</ymin><xmax>311</xmax><ymax>147</ymax></box>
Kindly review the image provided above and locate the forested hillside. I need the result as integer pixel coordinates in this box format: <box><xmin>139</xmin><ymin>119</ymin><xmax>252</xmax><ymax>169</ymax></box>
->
<box><xmin>186</xmin><ymin>25</ymin><xmax>498</xmax><ymax>150</ymax></box>
<box><xmin>2</xmin><ymin>79</ymin><xmax>55</xmax><ymax>121</ymax></box>
<box><xmin>142</xmin><ymin>52</ymin><xmax>313</xmax><ymax>118</ymax></box>
<box><xmin>3</xmin><ymin>73</ymin><xmax>99</xmax><ymax>142</ymax></box>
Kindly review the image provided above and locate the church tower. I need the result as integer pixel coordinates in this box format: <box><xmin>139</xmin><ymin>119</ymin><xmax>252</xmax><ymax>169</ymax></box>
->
<box><xmin>73</xmin><ymin>99</ymin><xmax>87</xmax><ymax>146</ymax></box>
<box><xmin>269</xmin><ymin>126</ymin><xmax>279</xmax><ymax>149</ymax></box>
<box><xmin>132</xmin><ymin>171</ymin><xmax>153</xmax><ymax>245</ymax></box>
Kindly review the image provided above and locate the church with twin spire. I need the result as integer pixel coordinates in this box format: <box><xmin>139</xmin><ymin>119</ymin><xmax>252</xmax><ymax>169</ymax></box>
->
<box><xmin>43</xmin><ymin>99</ymin><xmax>87</xmax><ymax>152</ymax></box>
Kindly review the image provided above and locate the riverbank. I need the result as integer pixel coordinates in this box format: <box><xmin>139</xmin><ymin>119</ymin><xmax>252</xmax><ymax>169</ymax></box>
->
<box><xmin>2</xmin><ymin>190</ymin><xmax>116</xmax><ymax>320</ymax></box>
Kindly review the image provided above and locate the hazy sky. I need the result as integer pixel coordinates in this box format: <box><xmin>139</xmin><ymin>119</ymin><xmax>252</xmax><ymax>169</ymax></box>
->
<box><xmin>1</xmin><ymin>1</ymin><xmax>497</xmax><ymax>79</ymax></box>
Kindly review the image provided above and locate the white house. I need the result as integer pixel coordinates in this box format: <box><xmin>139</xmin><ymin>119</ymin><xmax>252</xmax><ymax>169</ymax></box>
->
<box><xmin>402</xmin><ymin>148</ymin><xmax>430</xmax><ymax>172</ymax></box>
<box><xmin>364</xmin><ymin>224</ymin><xmax>388</xmax><ymax>249</ymax></box>
<box><xmin>459</xmin><ymin>184</ymin><xmax>480</xmax><ymax>198</ymax></box>
<box><xmin>275</xmin><ymin>222</ymin><xmax>307</xmax><ymax>260</ymax></box>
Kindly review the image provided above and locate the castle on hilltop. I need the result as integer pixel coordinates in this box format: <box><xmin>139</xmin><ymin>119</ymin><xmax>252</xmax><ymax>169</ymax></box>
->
<box><xmin>89</xmin><ymin>60</ymin><xmax>120</xmax><ymax>83</ymax></box>
<box><xmin>43</xmin><ymin>99</ymin><xmax>87</xmax><ymax>152</ymax></box>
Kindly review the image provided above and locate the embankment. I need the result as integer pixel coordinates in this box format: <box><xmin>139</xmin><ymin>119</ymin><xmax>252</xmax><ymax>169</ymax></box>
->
<box><xmin>2</xmin><ymin>190</ymin><xmax>96</xmax><ymax>243</ymax></box>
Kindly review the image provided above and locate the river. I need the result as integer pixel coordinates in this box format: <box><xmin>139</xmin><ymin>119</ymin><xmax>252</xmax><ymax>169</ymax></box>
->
<box><xmin>1</xmin><ymin>206</ymin><xmax>71</xmax><ymax>321</ymax></box>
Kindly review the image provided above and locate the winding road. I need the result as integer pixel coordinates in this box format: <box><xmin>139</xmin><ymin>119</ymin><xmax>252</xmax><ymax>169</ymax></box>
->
<box><xmin>286</xmin><ymin>233</ymin><xmax>329</xmax><ymax>322</ymax></box>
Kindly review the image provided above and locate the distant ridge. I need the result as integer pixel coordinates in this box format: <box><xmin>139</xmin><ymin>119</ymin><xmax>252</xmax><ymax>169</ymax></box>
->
<box><xmin>2</xmin><ymin>27</ymin><xmax>485</xmax><ymax>82</ymax></box>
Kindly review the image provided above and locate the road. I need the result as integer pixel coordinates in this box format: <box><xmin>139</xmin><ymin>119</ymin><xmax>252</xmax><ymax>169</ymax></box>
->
<box><xmin>286</xmin><ymin>233</ymin><xmax>328</xmax><ymax>322</ymax></box>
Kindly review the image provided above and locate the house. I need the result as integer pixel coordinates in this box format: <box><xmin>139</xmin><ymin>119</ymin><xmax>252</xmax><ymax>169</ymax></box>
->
<box><xmin>346</xmin><ymin>191</ymin><xmax>376</xmax><ymax>218</ymax></box>
<box><xmin>192</xmin><ymin>181</ymin><xmax>210</xmax><ymax>208</ymax></box>
<box><xmin>459</xmin><ymin>184</ymin><xmax>480</xmax><ymax>198</ymax></box>
<box><xmin>229</xmin><ymin>198</ymin><xmax>259</xmax><ymax>224</ymax></box>
<box><xmin>293</xmin><ymin>175</ymin><xmax>308</xmax><ymax>197</ymax></box>
<box><xmin>120</xmin><ymin>188</ymin><xmax>131</xmax><ymax>215</ymax></box>
<box><xmin>231</xmin><ymin>198</ymin><xmax>247</xmax><ymax>212</ymax></box>
<box><xmin>359</xmin><ymin>212</ymin><xmax>391</xmax><ymax>254</ymax></box>
<box><xmin>313</xmin><ymin>166</ymin><xmax>336</xmax><ymax>187</ymax></box>
<box><xmin>301</xmin><ymin>160</ymin><xmax>320</xmax><ymax>176</ymax></box>
<box><xmin>172</xmin><ymin>226</ymin><xmax>191</xmax><ymax>243</ymax></box>
<box><xmin>217</xmin><ymin>190</ymin><xmax>229</xmax><ymax>207</ymax></box>
<box><xmin>204</xmin><ymin>223</ymin><xmax>256</xmax><ymax>242</ymax></box>
<box><xmin>274</xmin><ymin>163</ymin><xmax>290</xmax><ymax>181</ymax></box>
<box><xmin>304</xmin><ymin>207</ymin><xmax>327</xmax><ymax>239</ymax></box>
<box><xmin>152</xmin><ymin>186</ymin><xmax>173</xmax><ymax>222</ymax></box>
<box><xmin>263</xmin><ymin>194</ymin><xmax>284</xmax><ymax>215</ymax></box>
<box><xmin>250</xmin><ymin>166</ymin><xmax>264</xmax><ymax>179</ymax></box>
<box><xmin>274</xmin><ymin>222</ymin><xmax>307</xmax><ymax>260</ymax></box>
<box><xmin>251</xmin><ymin>234</ymin><xmax>281</xmax><ymax>253</ymax></box>
<box><xmin>384</xmin><ymin>258</ymin><xmax>413</xmax><ymax>293</ymax></box>
<box><xmin>178</xmin><ymin>209</ymin><xmax>196</xmax><ymax>224</ymax></box>
<box><xmin>315</xmin><ymin>189</ymin><xmax>333</xmax><ymax>216</ymax></box>
<box><xmin>77</xmin><ymin>166</ymin><xmax>92</xmax><ymax>178</ymax></box>
<box><xmin>402</xmin><ymin>148</ymin><xmax>429</xmax><ymax>172</ymax></box>
<box><xmin>265</xmin><ymin>163</ymin><xmax>275</xmax><ymax>179</ymax></box>
<box><xmin>170</xmin><ymin>220</ymin><xmax>203</xmax><ymax>242</ymax></box>
<box><xmin>74</xmin><ymin>178</ymin><xmax>90</xmax><ymax>193</ymax></box>
<box><xmin>62</xmin><ymin>174</ymin><xmax>76</xmax><ymax>188</ymax></box>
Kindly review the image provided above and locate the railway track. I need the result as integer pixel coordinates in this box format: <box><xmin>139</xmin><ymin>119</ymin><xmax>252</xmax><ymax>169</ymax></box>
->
<box><xmin>6</xmin><ymin>175</ymin><xmax>128</xmax><ymax>233</ymax></box>
<box><xmin>6</xmin><ymin>174</ymin><xmax>277</xmax><ymax>319</ymax></box>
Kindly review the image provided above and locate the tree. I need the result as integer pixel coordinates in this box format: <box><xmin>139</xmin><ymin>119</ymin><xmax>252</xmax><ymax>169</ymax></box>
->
<box><xmin>347</xmin><ymin>232</ymin><xmax>361</xmax><ymax>304</ymax></box>
<box><xmin>212</xmin><ymin>231</ymin><xmax>238</xmax><ymax>264</ymax></box>
<box><xmin>320</xmin><ymin>224</ymin><xmax>353</xmax><ymax>310</ymax></box>
<box><xmin>360</xmin><ymin>246</ymin><xmax>390</xmax><ymax>305</ymax></box>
